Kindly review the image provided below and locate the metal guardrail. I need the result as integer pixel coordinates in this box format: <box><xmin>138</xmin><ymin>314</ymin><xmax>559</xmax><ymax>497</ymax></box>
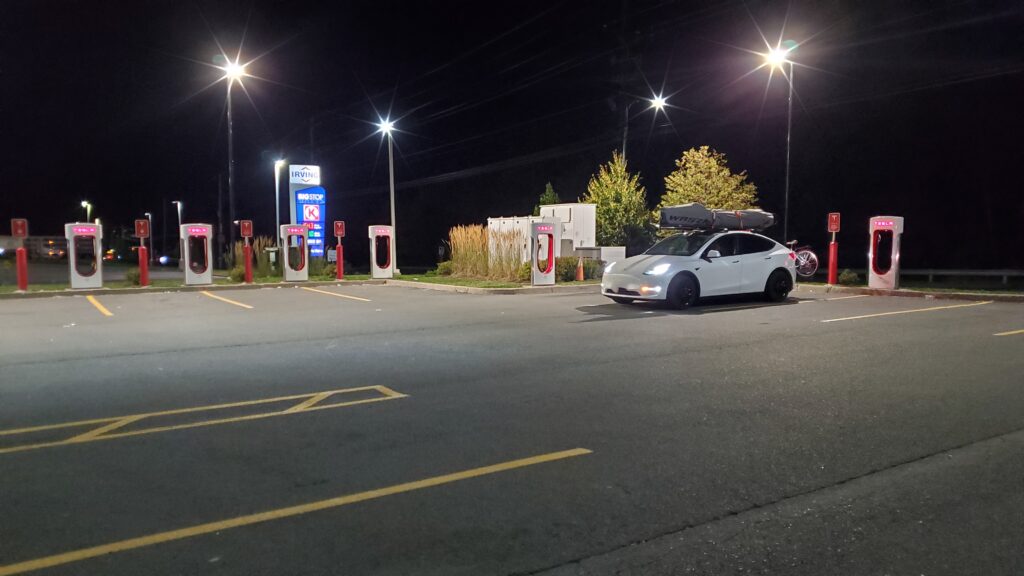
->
<box><xmin>820</xmin><ymin>268</ymin><xmax>1024</xmax><ymax>284</ymax></box>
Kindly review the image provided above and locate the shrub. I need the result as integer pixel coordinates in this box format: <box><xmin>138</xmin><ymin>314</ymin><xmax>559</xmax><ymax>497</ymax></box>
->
<box><xmin>322</xmin><ymin>264</ymin><xmax>336</xmax><ymax>279</ymax></box>
<box><xmin>308</xmin><ymin>256</ymin><xmax>326</xmax><ymax>278</ymax></box>
<box><xmin>436</xmin><ymin>260</ymin><xmax>454</xmax><ymax>276</ymax></box>
<box><xmin>838</xmin><ymin>269</ymin><xmax>860</xmax><ymax>285</ymax></box>
<box><xmin>554</xmin><ymin>257</ymin><xmax>604</xmax><ymax>282</ymax></box>
<box><xmin>516</xmin><ymin>261</ymin><xmax>531</xmax><ymax>283</ymax></box>
<box><xmin>229</xmin><ymin>265</ymin><xmax>246</xmax><ymax>283</ymax></box>
<box><xmin>125</xmin><ymin>267</ymin><xmax>141</xmax><ymax>286</ymax></box>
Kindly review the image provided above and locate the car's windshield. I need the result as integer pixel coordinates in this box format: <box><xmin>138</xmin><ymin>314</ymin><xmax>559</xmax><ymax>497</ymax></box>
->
<box><xmin>645</xmin><ymin>232</ymin><xmax>713</xmax><ymax>256</ymax></box>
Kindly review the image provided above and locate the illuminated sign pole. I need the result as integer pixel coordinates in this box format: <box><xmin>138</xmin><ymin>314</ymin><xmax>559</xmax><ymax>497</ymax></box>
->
<box><xmin>288</xmin><ymin>165</ymin><xmax>326</xmax><ymax>258</ymax></box>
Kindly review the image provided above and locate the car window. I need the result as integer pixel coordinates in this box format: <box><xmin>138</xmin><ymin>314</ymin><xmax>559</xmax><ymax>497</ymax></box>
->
<box><xmin>705</xmin><ymin>234</ymin><xmax>736</xmax><ymax>257</ymax></box>
<box><xmin>645</xmin><ymin>232</ymin><xmax>713</xmax><ymax>256</ymax></box>
<box><xmin>737</xmin><ymin>234</ymin><xmax>776</xmax><ymax>255</ymax></box>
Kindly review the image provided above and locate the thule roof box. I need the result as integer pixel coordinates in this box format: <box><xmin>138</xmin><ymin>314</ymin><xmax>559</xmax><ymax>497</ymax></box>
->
<box><xmin>659</xmin><ymin>203</ymin><xmax>775</xmax><ymax>232</ymax></box>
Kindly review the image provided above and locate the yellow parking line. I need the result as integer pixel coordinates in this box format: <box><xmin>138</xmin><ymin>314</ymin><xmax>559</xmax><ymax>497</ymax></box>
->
<box><xmin>821</xmin><ymin>300</ymin><xmax>992</xmax><ymax>323</ymax></box>
<box><xmin>301</xmin><ymin>286</ymin><xmax>371</xmax><ymax>302</ymax></box>
<box><xmin>994</xmin><ymin>328</ymin><xmax>1024</xmax><ymax>337</ymax></box>
<box><xmin>200</xmin><ymin>290</ymin><xmax>253</xmax><ymax>309</ymax></box>
<box><xmin>85</xmin><ymin>295</ymin><xmax>113</xmax><ymax>317</ymax></box>
<box><xmin>0</xmin><ymin>448</ymin><xmax>592</xmax><ymax>576</ymax></box>
<box><xmin>0</xmin><ymin>386</ymin><xmax>405</xmax><ymax>456</ymax></box>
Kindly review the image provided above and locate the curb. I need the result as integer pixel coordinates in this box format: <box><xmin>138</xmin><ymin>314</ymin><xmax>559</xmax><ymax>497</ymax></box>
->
<box><xmin>384</xmin><ymin>279</ymin><xmax>601</xmax><ymax>295</ymax></box>
<box><xmin>795</xmin><ymin>283</ymin><xmax>1024</xmax><ymax>303</ymax></box>
<box><xmin>0</xmin><ymin>279</ymin><xmax>386</xmax><ymax>300</ymax></box>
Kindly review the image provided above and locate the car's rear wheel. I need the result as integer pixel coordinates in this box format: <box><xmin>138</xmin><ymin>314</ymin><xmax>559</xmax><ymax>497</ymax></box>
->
<box><xmin>765</xmin><ymin>269</ymin><xmax>793</xmax><ymax>302</ymax></box>
<box><xmin>610</xmin><ymin>296</ymin><xmax>634</xmax><ymax>305</ymax></box>
<box><xmin>667</xmin><ymin>274</ymin><xmax>698</xmax><ymax>309</ymax></box>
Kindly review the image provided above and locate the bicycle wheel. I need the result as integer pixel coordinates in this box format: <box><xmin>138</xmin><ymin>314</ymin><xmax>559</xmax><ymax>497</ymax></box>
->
<box><xmin>795</xmin><ymin>249</ymin><xmax>819</xmax><ymax>278</ymax></box>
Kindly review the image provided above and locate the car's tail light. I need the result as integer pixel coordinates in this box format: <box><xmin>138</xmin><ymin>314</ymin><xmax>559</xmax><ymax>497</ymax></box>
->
<box><xmin>788</xmin><ymin>251</ymin><xmax>796</xmax><ymax>261</ymax></box>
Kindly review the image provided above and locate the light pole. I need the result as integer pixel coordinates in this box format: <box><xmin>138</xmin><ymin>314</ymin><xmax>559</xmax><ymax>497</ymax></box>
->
<box><xmin>144</xmin><ymin>212</ymin><xmax>154</xmax><ymax>263</ymax></box>
<box><xmin>172</xmin><ymin>200</ymin><xmax>184</xmax><ymax>270</ymax></box>
<box><xmin>221</xmin><ymin>60</ymin><xmax>246</xmax><ymax>266</ymax></box>
<box><xmin>80</xmin><ymin>200</ymin><xmax>92</xmax><ymax>223</ymax></box>
<box><xmin>764</xmin><ymin>43</ymin><xmax>796</xmax><ymax>241</ymax></box>
<box><xmin>378</xmin><ymin>118</ymin><xmax>398</xmax><ymax>273</ymax></box>
<box><xmin>273</xmin><ymin>159</ymin><xmax>285</xmax><ymax>245</ymax></box>
<box><xmin>621</xmin><ymin>94</ymin><xmax>667</xmax><ymax>163</ymax></box>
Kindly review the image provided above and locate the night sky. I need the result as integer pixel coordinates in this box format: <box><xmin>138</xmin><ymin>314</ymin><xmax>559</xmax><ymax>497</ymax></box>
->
<box><xmin>3</xmin><ymin>0</ymin><xmax>1023</xmax><ymax>268</ymax></box>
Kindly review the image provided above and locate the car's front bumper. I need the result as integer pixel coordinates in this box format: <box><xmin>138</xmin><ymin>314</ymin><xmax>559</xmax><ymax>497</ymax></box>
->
<box><xmin>600</xmin><ymin>272</ymin><xmax>670</xmax><ymax>301</ymax></box>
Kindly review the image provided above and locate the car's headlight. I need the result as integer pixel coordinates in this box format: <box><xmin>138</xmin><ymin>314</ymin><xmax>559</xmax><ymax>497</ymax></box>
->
<box><xmin>604</xmin><ymin>261</ymin><xmax>616</xmax><ymax>273</ymax></box>
<box><xmin>643</xmin><ymin>263</ymin><xmax>671</xmax><ymax>276</ymax></box>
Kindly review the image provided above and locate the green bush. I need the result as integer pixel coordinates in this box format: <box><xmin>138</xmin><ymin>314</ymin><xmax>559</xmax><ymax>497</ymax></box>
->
<box><xmin>308</xmin><ymin>257</ymin><xmax>327</xmax><ymax>278</ymax></box>
<box><xmin>436</xmin><ymin>261</ymin><xmax>454</xmax><ymax>276</ymax></box>
<box><xmin>229</xmin><ymin>265</ymin><xmax>246</xmax><ymax>283</ymax></box>
<box><xmin>125</xmin><ymin>267</ymin><xmax>141</xmax><ymax>286</ymax></box>
<box><xmin>838</xmin><ymin>269</ymin><xmax>860</xmax><ymax>285</ymax></box>
<box><xmin>554</xmin><ymin>257</ymin><xmax>604</xmax><ymax>282</ymax></box>
<box><xmin>516</xmin><ymin>261</ymin><xmax>531</xmax><ymax>283</ymax></box>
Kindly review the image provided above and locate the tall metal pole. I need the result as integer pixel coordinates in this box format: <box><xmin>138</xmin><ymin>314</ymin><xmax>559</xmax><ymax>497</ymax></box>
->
<box><xmin>227</xmin><ymin>80</ymin><xmax>236</xmax><ymax>267</ymax></box>
<box><xmin>783</xmin><ymin>62</ymin><xmax>794</xmax><ymax>242</ymax></box>
<box><xmin>274</xmin><ymin>164</ymin><xmax>281</xmax><ymax>247</ymax></box>
<box><xmin>387</xmin><ymin>132</ymin><xmax>398</xmax><ymax>273</ymax></box>
<box><xmin>621</xmin><ymin>101</ymin><xmax>634</xmax><ymax>161</ymax></box>
<box><xmin>145</xmin><ymin>212</ymin><xmax>154</xmax><ymax>263</ymax></box>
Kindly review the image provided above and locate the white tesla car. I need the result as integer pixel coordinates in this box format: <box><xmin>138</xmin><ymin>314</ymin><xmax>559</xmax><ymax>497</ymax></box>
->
<box><xmin>601</xmin><ymin>230</ymin><xmax>797</xmax><ymax>308</ymax></box>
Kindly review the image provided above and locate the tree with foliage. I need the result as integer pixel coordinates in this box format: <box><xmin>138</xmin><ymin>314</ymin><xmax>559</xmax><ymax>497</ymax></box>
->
<box><xmin>581</xmin><ymin>151</ymin><xmax>653</xmax><ymax>251</ymax></box>
<box><xmin>659</xmin><ymin>146</ymin><xmax>758</xmax><ymax>211</ymax></box>
<box><xmin>532</xmin><ymin>182</ymin><xmax>560</xmax><ymax>216</ymax></box>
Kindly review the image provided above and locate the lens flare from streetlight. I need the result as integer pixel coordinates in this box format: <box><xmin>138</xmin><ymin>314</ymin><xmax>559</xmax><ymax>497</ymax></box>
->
<box><xmin>222</xmin><ymin>60</ymin><xmax>247</xmax><ymax>81</ymax></box>
<box><xmin>765</xmin><ymin>47</ymin><xmax>791</xmax><ymax>69</ymax></box>
<box><xmin>650</xmin><ymin>94</ymin><xmax>667</xmax><ymax>110</ymax></box>
<box><xmin>378</xmin><ymin>119</ymin><xmax>395</xmax><ymax>135</ymax></box>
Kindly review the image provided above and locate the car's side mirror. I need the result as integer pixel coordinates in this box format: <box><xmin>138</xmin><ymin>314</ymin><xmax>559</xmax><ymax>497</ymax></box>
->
<box><xmin>706</xmin><ymin>249</ymin><xmax>721</xmax><ymax>260</ymax></box>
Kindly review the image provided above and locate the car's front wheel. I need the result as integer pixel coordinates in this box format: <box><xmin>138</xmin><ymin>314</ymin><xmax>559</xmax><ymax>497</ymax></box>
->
<box><xmin>765</xmin><ymin>269</ymin><xmax>793</xmax><ymax>302</ymax></box>
<box><xmin>667</xmin><ymin>274</ymin><xmax>699</xmax><ymax>309</ymax></box>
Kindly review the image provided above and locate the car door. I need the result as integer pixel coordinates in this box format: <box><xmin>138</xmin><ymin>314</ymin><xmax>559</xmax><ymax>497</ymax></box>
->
<box><xmin>737</xmin><ymin>234</ymin><xmax>779</xmax><ymax>292</ymax></box>
<box><xmin>696</xmin><ymin>234</ymin><xmax>741</xmax><ymax>296</ymax></box>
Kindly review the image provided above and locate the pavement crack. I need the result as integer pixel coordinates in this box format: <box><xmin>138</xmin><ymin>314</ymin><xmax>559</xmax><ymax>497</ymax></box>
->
<box><xmin>512</xmin><ymin>422</ymin><xmax>1024</xmax><ymax>576</ymax></box>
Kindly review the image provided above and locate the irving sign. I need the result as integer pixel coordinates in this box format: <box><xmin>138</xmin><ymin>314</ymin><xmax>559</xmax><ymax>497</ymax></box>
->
<box><xmin>289</xmin><ymin>165</ymin><xmax>320</xmax><ymax>186</ymax></box>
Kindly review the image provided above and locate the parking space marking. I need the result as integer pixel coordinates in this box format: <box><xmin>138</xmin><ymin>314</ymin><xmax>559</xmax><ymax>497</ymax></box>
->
<box><xmin>825</xmin><ymin>294</ymin><xmax>869</xmax><ymax>301</ymax></box>
<box><xmin>0</xmin><ymin>447</ymin><xmax>591</xmax><ymax>576</ymax></box>
<box><xmin>85</xmin><ymin>295</ymin><xmax>113</xmax><ymax>317</ymax></box>
<box><xmin>994</xmin><ymin>328</ymin><xmax>1024</xmax><ymax>337</ymax></box>
<box><xmin>0</xmin><ymin>386</ymin><xmax>406</xmax><ymax>456</ymax></box>
<box><xmin>301</xmin><ymin>286</ymin><xmax>372</xmax><ymax>302</ymax></box>
<box><xmin>821</xmin><ymin>300</ymin><xmax>992</xmax><ymax>323</ymax></box>
<box><xmin>200</xmin><ymin>290</ymin><xmax>253</xmax><ymax>309</ymax></box>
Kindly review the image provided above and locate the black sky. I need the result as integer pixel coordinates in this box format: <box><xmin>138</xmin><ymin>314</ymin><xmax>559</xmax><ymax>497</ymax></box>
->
<box><xmin>2</xmin><ymin>0</ymin><xmax>1023</xmax><ymax>268</ymax></box>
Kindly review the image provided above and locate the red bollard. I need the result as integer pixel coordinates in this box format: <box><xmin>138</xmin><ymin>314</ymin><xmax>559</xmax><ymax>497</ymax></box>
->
<box><xmin>138</xmin><ymin>246</ymin><xmax>150</xmax><ymax>286</ymax></box>
<box><xmin>243</xmin><ymin>244</ymin><xmax>253</xmax><ymax>284</ymax></box>
<box><xmin>335</xmin><ymin>244</ymin><xmax>344</xmax><ymax>280</ymax></box>
<box><xmin>15</xmin><ymin>247</ymin><xmax>28</xmax><ymax>291</ymax></box>
<box><xmin>827</xmin><ymin>241</ymin><xmax>839</xmax><ymax>285</ymax></box>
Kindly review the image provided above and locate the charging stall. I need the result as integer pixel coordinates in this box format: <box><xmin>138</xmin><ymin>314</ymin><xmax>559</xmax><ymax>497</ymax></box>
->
<box><xmin>280</xmin><ymin>224</ymin><xmax>309</xmax><ymax>282</ymax></box>
<box><xmin>531</xmin><ymin>219</ymin><xmax>561</xmax><ymax>286</ymax></box>
<box><xmin>180</xmin><ymin>224</ymin><xmax>213</xmax><ymax>285</ymax></box>
<box><xmin>868</xmin><ymin>216</ymin><xmax>904</xmax><ymax>289</ymax></box>
<box><xmin>65</xmin><ymin>223</ymin><xmax>103</xmax><ymax>289</ymax></box>
<box><xmin>369</xmin><ymin>225</ymin><xmax>394</xmax><ymax>279</ymax></box>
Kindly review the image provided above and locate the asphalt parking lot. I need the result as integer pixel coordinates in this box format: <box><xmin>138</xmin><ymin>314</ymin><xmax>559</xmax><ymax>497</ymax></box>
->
<box><xmin>1</xmin><ymin>284</ymin><xmax>1022</xmax><ymax>575</ymax></box>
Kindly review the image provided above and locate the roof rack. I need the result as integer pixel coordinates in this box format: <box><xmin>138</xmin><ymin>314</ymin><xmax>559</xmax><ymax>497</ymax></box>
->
<box><xmin>659</xmin><ymin>203</ymin><xmax>775</xmax><ymax>232</ymax></box>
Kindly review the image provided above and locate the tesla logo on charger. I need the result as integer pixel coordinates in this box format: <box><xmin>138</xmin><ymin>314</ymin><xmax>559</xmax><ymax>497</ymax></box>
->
<box><xmin>187</xmin><ymin>227</ymin><xmax>209</xmax><ymax>235</ymax></box>
<box><xmin>873</xmin><ymin>220</ymin><xmax>895</xmax><ymax>228</ymax></box>
<box><xmin>289</xmin><ymin>165</ymin><xmax>320</xmax><ymax>185</ymax></box>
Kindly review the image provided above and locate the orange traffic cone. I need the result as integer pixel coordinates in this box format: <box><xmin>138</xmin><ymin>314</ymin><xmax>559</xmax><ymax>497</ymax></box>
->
<box><xmin>575</xmin><ymin>257</ymin><xmax>585</xmax><ymax>281</ymax></box>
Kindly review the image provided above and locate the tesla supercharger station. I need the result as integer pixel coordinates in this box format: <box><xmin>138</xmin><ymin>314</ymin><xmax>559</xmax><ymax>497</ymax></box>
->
<box><xmin>281</xmin><ymin>224</ymin><xmax>309</xmax><ymax>282</ymax></box>
<box><xmin>369</xmin><ymin>225</ymin><xmax>394</xmax><ymax>279</ymax></box>
<box><xmin>180</xmin><ymin>224</ymin><xmax>213</xmax><ymax>285</ymax></box>
<box><xmin>65</xmin><ymin>223</ymin><xmax>103</xmax><ymax>289</ymax></box>
<box><xmin>531</xmin><ymin>219</ymin><xmax>561</xmax><ymax>286</ymax></box>
<box><xmin>868</xmin><ymin>216</ymin><xmax>904</xmax><ymax>290</ymax></box>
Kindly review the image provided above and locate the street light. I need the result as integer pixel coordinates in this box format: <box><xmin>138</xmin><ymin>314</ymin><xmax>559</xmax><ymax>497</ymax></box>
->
<box><xmin>273</xmin><ymin>159</ymin><xmax>285</xmax><ymax>245</ymax></box>
<box><xmin>219</xmin><ymin>58</ymin><xmax>247</xmax><ymax>265</ymax></box>
<box><xmin>762</xmin><ymin>41</ymin><xmax>797</xmax><ymax>241</ymax></box>
<box><xmin>621</xmin><ymin>94</ymin><xmax>667</xmax><ymax>163</ymax></box>
<box><xmin>144</xmin><ymin>212</ymin><xmax>154</xmax><ymax>263</ymax></box>
<box><xmin>172</xmin><ymin>200</ymin><xmax>184</xmax><ymax>270</ymax></box>
<box><xmin>378</xmin><ymin>118</ymin><xmax>398</xmax><ymax>273</ymax></box>
<box><xmin>80</xmin><ymin>200</ymin><xmax>92</xmax><ymax>223</ymax></box>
